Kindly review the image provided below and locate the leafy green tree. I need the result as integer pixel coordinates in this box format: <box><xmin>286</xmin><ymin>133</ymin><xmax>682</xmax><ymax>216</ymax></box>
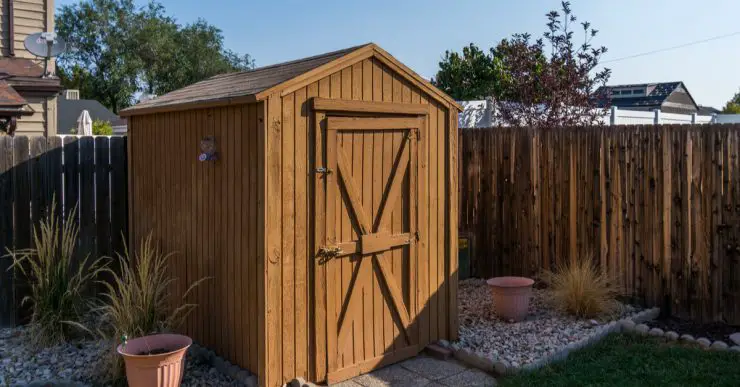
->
<box><xmin>56</xmin><ymin>0</ymin><xmax>254</xmax><ymax>113</ymax></box>
<box><xmin>431</xmin><ymin>43</ymin><xmax>504</xmax><ymax>100</ymax></box>
<box><xmin>93</xmin><ymin>120</ymin><xmax>114</xmax><ymax>135</ymax></box>
<box><xmin>723</xmin><ymin>90</ymin><xmax>740</xmax><ymax>113</ymax></box>
<box><xmin>56</xmin><ymin>0</ymin><xmax>141</xmax><ymax>114</ymax></box>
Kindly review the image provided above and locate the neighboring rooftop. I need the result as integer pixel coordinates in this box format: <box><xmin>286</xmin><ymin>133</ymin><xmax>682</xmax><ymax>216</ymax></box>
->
<box><xmin>595</xmin><ymin>81</ymin><xmax>699</xmax><ymax>114</ymax></box>
<box><xmin>57</xmin><ymin>91</ymin><xmax>123</xmax><ymax>134</ymax></box>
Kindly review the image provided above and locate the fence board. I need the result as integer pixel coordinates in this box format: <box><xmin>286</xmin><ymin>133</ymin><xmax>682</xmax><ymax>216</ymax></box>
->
<box><xmin>0</xmin><ymin>137</ymin><xmax>15</xmax><ymax>326</ymax></box>
<box><xmin>0</xmin><ymin>135</ymin><xmax>128</xmax><ymax>327</ymax></box>
<box><xmin>460</xmin><ymin>124</ymin><xmax>740</xmax><ymax>323</ymax></box>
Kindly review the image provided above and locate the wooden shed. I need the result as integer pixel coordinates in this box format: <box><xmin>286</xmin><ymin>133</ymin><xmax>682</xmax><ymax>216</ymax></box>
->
<box><xmin>120</xmin><ymin>43</ymin><xmax>462</xmax><ymax>386</ymax></box>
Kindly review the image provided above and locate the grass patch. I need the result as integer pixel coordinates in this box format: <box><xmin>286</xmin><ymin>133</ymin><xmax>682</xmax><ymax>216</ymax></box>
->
<box><xmin>500</xmin><ymin>333</ymin><xmax>740</xmax><ymax>387</ymax></box>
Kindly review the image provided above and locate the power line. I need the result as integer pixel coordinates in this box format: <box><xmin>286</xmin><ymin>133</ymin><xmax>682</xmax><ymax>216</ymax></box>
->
<box><xmin>602</xmin><ymin>31</ymin><xmax>740</xmax><ymax>64</ymax></box>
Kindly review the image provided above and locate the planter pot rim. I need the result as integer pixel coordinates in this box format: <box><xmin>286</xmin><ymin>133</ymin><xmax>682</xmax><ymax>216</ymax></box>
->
<box><xmin>117</xmin><ymin>333</ymin><xmax>192</xmax><ymax>358</ymax></box>
<box><xmin>487</xmin><ymin>276</ymin><xmax>534</xmax><ymax>288</ymax></box>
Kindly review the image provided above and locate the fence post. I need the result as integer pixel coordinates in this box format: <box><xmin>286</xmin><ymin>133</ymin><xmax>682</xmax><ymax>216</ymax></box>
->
<box><xmin>653</xmin><ymin>109</ymin><xmax>661</xmax><ymax>125</ymax></box>
<box><xmin>610</xmin><ymin>106</ymin><xmax>618</xmax><ymax>125</ymax></box>
<box><xmin>691</xmin><ymin>113</ymin><xmax>697</xmax><ymax>124</ymax></box>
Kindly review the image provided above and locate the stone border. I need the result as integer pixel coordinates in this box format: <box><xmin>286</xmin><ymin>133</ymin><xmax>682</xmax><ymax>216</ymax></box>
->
<box><xmin>440</xmin><ymin>307</ymin><xmax>661</xmax><ymax>376</ymax></box>
<box><xmin>188</xmin><ymin>343</ymin><xmax>257</xmax><ymax>386</ymax></box>
<box><xmin>626</xmin><ymin>323</ymin><xmax>740</xmax><ymax>353</ymax></box>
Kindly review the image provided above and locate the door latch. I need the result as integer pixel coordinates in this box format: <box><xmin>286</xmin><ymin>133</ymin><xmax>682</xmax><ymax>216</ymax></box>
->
<box><xmin>317</xmin><ymin>245</ymin><xmax>343</xmax><ymax>263</ymax></box>
<box><xmin>315</xmin><ymin>167</ymin><xmax>333</xmax><ymax>175</ymax></box>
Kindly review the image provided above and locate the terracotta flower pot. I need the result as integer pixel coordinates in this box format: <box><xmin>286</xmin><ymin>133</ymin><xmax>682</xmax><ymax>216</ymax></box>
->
<box><xmin>117</xmin><ymin>333</ymin><xmax>192</xmax><ymax>387</ymax></box>
<box><xmin>486</xmin><ymin>276</ymin><xmax>535</xmax><ymax>322</ymax></box>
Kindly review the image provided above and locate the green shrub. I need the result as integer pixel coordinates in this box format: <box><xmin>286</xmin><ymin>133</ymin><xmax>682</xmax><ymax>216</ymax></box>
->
<box><xmin>98</xmin><ymin>233</ymin><xmax>208</xmax><ymax>382</ymax></box>
<box><xmin>540</xmin><ymin>259</ymin><xmax>622</xmax><ymax>319</ymax></box>
<box><xmin>4</xmin><ymin>199</ymin><xmax>108</xmax><ymax>348</ymax></box>
<box><xmin>93</xmin><ymin>119</ymin><xmax>113</xmax><ymax>136</ymax></box>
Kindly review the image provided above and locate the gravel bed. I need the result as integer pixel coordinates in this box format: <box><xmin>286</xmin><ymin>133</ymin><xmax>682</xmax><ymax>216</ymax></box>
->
<box><xmin>456</xmin><ymin>278</ymin><xmax>641</xmax><ymax>368</ymax></box>
<box><xmin>0</xmin><ymin>326</ymin><xmax>239</xmax><ymax>386</ymax></box>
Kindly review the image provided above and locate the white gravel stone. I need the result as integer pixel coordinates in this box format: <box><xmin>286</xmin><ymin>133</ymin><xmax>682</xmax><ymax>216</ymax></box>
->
<box><xmin>729</xmin><ymin>333</ymin><xmax>740</xmax><ymax>346</ymax></box>
<box><xmin>710</xmin><ymin>341</ymin><xmax>729</xmax><ymax>351</ymax></box>
<box><xmin>680</xmin><ymin>334</ymin><xmax>695</xmax><ymax>342</ymax></box>
<box><xmin>665</xmin><ymin>331</ymin><xmax>679</xmax><ymax>341</ymax></box>
<box><xmin>730</xmin><ymin>346</ymin><xmax>740</xmax><ymax>353</ymax></box>
<box><xmin>620</xmin><ymin>319</ymin><xmax>636</xmax><ymax>331</ymax></box>
<box><xmin>696</xmin><ymin>338</ymin><xmax>712</xmax><ymax>348</ymax></box>
<box><xmin>454</xmin><ymin>278</ymin><xmax>639</xmax><ymax>368</ymax></box>
<box><xmin>635</xmin><ymin>324</ymin><xmax>650</xmax><ymax>335</ymax></box>
<box><xmin>0</xmin><ymin>326</ymin><xmax>240</xmax><ymax>386</ymax></box>
<box><xmin>648</xmin><ymin>328</ymin><xmax>664</xmax><ymax>337</ymax></box>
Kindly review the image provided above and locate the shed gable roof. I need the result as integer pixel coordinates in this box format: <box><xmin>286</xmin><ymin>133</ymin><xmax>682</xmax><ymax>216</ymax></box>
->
<box><xmin>121</xmin><ymin>43</ymin><xmax>461</xmax><ymax>116</ymax></box>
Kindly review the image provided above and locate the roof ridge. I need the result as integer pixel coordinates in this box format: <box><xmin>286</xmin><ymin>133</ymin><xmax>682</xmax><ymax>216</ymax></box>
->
<box><xmin>214</xmin><ymin>43</ymin><xmax>373</xmax><ymax>79</ymax></box>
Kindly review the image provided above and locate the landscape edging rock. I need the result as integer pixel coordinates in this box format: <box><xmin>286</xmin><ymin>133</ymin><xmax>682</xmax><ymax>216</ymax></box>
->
<box><xmin>444</xmin><ymin>307</ymin><xmax>661</xmax><ymax>376</ymax></box>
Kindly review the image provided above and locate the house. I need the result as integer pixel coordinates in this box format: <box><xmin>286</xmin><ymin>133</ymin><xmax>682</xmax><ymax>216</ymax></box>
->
<box><xmin>0</xmin><ymin>0</ymin><xmax>60</xmax><ymax>136</ymax></box>
<box><xmin>57</xmin><ymin>90</ymin><xmax>127</xmax><ymax>134</ymax></box>
<box><xmin>595</xmin><ymin>81</ymin><xmax>699</xmax><ymax>114</ymax></box>
<box><xmin>121</xmin><ymin>43</ymin><xmax>461</xmax><ymax>386</ymax></box>
<box><xmin>698</xmin><ymin>105</ymin><xmax>721</xmax><ymax>115</ymax></box>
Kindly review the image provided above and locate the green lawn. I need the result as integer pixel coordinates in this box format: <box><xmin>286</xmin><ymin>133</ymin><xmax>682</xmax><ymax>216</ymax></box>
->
<box><xmin>499</xmin><ymin>333</ymin><xmax>740</xmax><ymax>387</ymax></box>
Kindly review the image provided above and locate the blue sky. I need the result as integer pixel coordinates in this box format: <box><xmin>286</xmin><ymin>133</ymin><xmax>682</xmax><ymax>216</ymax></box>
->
<box><xmin>56</xmin><ymin>0</ymin><xmax>740</xmax><ymax>108</ymax></box>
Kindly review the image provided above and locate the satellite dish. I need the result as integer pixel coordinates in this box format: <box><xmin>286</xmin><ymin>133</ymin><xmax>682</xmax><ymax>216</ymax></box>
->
<box><xmin>24</xmin><ymin>32</ymin><xmax>66</xmax><ymax>78</ymax></box>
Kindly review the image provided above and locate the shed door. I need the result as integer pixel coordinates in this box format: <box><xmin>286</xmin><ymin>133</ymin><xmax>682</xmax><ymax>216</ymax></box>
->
<box><xmin>314</xmin><ymin>114</ymin><xmax>422</xmax><ymax>383</ymax></box>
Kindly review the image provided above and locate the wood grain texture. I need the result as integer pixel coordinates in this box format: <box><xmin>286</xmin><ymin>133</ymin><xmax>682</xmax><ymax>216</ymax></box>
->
<box><xmin>459</xmin><ymin>125</ymin><xmax>740</xmax><ymax>324</ymax></box>
<box><xmin>128</xmin><ymin>51</ymin><xmax>457</xmax><ymax>387</ymax></box>
<box><xmin>128</xmin><ymin>105</ymin><xmax>263</xmax><ymax>375</ymax></box>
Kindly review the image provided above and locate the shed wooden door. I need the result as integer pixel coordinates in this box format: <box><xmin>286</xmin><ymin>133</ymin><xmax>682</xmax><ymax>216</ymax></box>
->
<box><xmin>314</xmin><ymin>114</ymin><xmax>422</xmax><ymax>383</ymax></box>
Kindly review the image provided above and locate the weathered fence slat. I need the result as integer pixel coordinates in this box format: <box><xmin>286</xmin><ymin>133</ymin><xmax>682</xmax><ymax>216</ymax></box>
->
<box><xmin>0</xmin><ymin>135</ymin><xmax>128</xmax><ymax>327</ymax></box>
<box><xmin>459</xmin><ymin>124</ymin><xmax>740</xmax><ymax>324</ymax></box>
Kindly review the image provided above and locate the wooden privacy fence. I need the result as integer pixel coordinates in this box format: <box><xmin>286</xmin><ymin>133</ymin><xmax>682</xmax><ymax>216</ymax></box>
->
<box><xmin>459</xmin><ymin>125</ymin><xmax>740</xmax><ymax>324</ymax></box>
<box><xmin>0</xmin><ymin>135</ymin><xmax>128</xmax><ymax>327</ymax></box>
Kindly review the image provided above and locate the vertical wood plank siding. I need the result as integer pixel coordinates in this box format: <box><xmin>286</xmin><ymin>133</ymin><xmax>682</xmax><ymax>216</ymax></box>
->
<box><xmin>264</xmin><ymin>57</ymin><xmax>457</xmax><ymax>386</ymax></box>
<box><xmin>128</xmin><ymin>103</ymin><xmax>264</xmax><ymax>374</ymax></box>
<box><xmin>459</xmin><ymin>125</ymin><xmax>740</xmax><ymax>325</ymax></box>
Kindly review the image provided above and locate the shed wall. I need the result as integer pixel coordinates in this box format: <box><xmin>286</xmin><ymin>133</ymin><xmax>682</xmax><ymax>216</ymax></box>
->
<box><xmin>264</xmin><ymin>57</ymin><xmax>458</xmax><ymax>386</ymax></box>
<box><xmin>128</xmin><ymin>103</ymin><xmax>265</xmax><ymax>374</ymax></box>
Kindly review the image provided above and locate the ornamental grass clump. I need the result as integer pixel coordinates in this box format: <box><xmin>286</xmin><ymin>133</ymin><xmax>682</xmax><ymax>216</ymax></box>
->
<box><xmin>540</xmin><ymin>259</ymin><xmax>622</xmax><ymax>319</ymax></box>
<box><xmin>98</xmin><ymin>233</ymin><xmax>208</xmax><ymax>383</ymax></box>
<box><xmin>4</xmin><ymin>200</ymin><xmax>108</xmax><ymax>348</ymax></box>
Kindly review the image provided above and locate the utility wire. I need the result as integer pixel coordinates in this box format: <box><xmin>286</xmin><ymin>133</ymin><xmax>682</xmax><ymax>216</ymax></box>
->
<box><xmin>602</xmin><ymin>31</ymin><xmax>740</xmax><ymax>63</ymax></box>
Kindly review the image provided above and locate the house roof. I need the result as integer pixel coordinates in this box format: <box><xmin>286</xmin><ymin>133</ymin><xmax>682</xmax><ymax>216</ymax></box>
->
<box><xmin>121</xmin><ymin>43</ymin><xmax>461</xmax><ymax>116</ymax></box>
<box><xmin>58</xmin><ymin>94</ymin><xmax>122</xmax><ymax>134</ymax></box>
<box><xmin>595</xmin><ymin>82</ymin><xmax>698</xmax><ymax>111</ymax></box>
<box><xmin>0</xmin><ymin>80</ymin><xmax>28</xmax><ymax>106</ymax></box>
<box><xmin>0</xmin><ymin>58</ymin><xmax>61</xmax><ymax>94</ymax></box>
<box><xmin>698</xmin><ymin>105</ymin><xmax>721</xmax><ymax>115</ymax></box>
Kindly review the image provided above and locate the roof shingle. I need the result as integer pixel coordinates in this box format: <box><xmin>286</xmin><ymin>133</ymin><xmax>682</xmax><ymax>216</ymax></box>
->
<box><xmin>126</xmin><ymin>44</ymin><xmax>371</xmax><ymax>112</ymax></box>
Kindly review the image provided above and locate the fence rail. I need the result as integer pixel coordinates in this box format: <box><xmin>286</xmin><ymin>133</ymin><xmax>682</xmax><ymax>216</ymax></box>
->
<box><xmin>0</xmin><ymin>135</ymin><xmax>128</xmax><ymax>327</ymax></box>
<box><xmin>459</xmin><ymin>124</ymin><xmax>740</xmax><ymax>324</ymax></box>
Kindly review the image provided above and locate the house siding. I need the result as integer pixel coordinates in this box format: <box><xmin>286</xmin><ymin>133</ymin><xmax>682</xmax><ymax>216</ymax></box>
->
<box><xmin>0</xmin><ymin>0</ymin><xmax>58</xmax><ymax>136</ymax></box>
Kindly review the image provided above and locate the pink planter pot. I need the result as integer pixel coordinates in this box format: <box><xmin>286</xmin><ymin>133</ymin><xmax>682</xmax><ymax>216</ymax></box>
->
<box><xmin>117</xmin><ymin>333</ymin><xmax>192</xmax><ymax>387</ymax></box>
<box><xmin>487</xmin><ymin>277</ymin><xmax>535</xmax><ymax>322</ymax></box>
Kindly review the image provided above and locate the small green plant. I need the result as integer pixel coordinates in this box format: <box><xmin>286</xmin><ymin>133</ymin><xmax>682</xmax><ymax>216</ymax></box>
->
<box><xmin>540</xmin><ymin>258</ymin><xmax>622</xmax><ymax>319</ymax></box>
<box><xmin>4</xmin><ymin>199</ymin><xmax>108</xmax><ymax>348</ymax></box>
<box><xmin>98</xmin><ymin>233</ymin><xmax>208</xmax><ymax>382</ymax></box>
<box><xmin>92</xmin><ymin>119</ymin><xmax>113</xmax><ymax>136</ymax></box>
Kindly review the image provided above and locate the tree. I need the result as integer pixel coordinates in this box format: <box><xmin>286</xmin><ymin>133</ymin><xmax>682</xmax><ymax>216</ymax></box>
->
<box><xmin>492</xmin><ymin>2</ymin><xmax>611</xmax><ymax>127</ymax></box>
<box><xmin>723</xmin><ymin>90</ymin><xmax>740</xmax><ymax>114</ymax></box>
<box><xmin>432</xmin><ymin>1</ymin><xmax>611</xmax><ymax>127</ymax></box>
<box><xmin>56</xmin><ymin>0</ymin><xmax>141</xmax><ymax>114</ymax></box>
<box><xmin>56</xmin><ymin>0</ymin><xmax>254</xmax><ymax>113</ymax></box>
<box><xmin>431</xmin><ymin>43</ymin><xmax>503</xmax><ymax>100</ymax></box>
